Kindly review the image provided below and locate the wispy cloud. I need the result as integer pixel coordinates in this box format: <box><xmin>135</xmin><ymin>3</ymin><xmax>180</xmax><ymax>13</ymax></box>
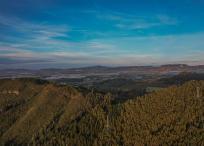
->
<box><xmin>0</xmin><ymin>14</ymin><xmax>70</xmax><ymax>45</ymax></box>
<box><xmin>91</xmin><ymin>11</ymin><xmax>178</xmax><ymax>30</ymax></box>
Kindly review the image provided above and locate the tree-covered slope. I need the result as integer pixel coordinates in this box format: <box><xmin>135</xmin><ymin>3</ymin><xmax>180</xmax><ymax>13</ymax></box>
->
<box><xmin>0</xmin><ymin>79</ymin><xmax>203</xmax><ymax>145</ymax></box>
<box><xmin>114</xmin><ymin>81</ymin><xmax>204</xmax><ymax>145</ymax></box>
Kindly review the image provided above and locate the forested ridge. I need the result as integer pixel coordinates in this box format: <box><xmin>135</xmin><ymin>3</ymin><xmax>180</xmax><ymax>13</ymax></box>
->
<box><xmin>0</xmin><ymin>78</ymin><xmax>203</xmax><ymax>146</ymax></box>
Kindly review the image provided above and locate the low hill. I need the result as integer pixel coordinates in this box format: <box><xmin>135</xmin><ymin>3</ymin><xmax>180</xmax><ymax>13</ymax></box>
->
<box><xmin>0</xmin><ymin>79</ymin><xmax>203</xmax><ymax>145</ymax></box>
<box><xmin>159</xmin><ymin>72</ymin><xmax>204</xmax><ymax>85</ymax></box>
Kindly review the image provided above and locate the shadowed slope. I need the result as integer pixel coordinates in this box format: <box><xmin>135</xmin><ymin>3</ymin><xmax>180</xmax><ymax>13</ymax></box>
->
<box><xmin>0</xmin><ymin>79</ymin><xmax>84</xmax><ymax>145</ymax></box>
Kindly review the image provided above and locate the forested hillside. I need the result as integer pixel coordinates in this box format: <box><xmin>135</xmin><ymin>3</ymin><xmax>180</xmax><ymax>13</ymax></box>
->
<box><xmin>0</xmin><ymin>79</ymin><xmax>203</xmax><ymax>145</ymax></box>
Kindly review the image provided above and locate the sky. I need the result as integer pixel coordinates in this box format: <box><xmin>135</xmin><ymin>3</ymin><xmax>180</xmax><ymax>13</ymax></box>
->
<box><xmin>0</xmin><ymin>0</ymin><xmax>204</xmax><ymax>69</ymax></box>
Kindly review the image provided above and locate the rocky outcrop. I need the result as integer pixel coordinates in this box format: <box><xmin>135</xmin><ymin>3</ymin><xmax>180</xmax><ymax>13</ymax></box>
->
<box><xmin>0</xmin><ymin>90</ymin><xmax>19</xmax><ymax>95</ymax></box>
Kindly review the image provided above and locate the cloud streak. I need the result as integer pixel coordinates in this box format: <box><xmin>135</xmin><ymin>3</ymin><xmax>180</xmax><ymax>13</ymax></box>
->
<box><xmin>1</xmin><ymin>32</ymin><xmax>204</xmax><ymax>68</ymax></box>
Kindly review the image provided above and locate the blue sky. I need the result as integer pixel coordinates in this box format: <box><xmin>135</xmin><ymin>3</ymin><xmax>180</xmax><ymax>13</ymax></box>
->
<box><xmin>0</xmin><ymin>0</ymin><xmax>204</xmax><ymax>69</ymax></box>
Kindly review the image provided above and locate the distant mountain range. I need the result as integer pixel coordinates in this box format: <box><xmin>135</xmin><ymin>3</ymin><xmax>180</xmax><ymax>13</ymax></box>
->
<box><xmin>1</xmin><ymin>64</ymin><xmax>204</xmax><ymax>79</ymax></box>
